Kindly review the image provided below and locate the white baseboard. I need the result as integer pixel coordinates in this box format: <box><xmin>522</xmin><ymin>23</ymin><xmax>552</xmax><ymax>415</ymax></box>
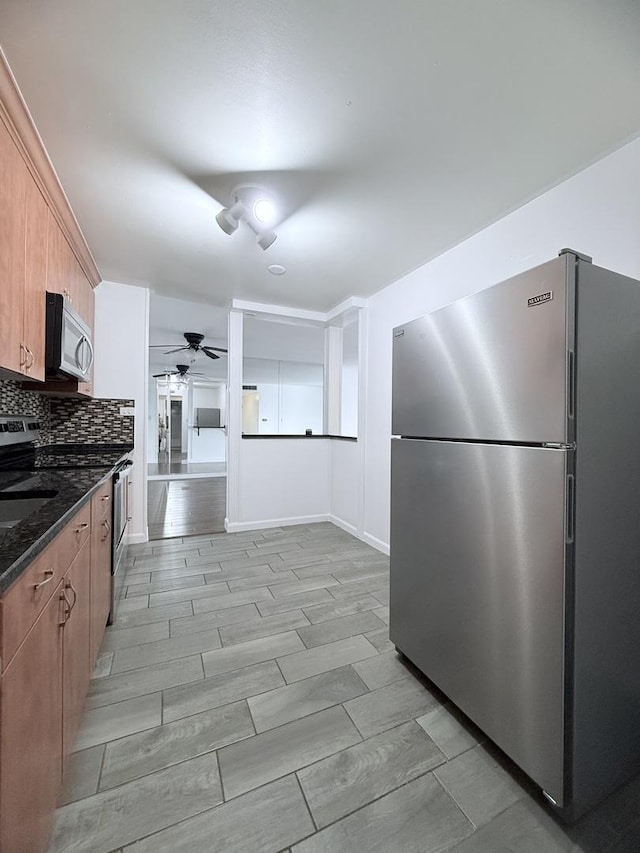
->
<box><xmin>225</xmin><ymin>513</ymin><xmax>332</xmax><ymax>533</ymax></box>
<box><xmin>327</xmin><ymin>514</ymin><xmax>358</xmax><ymax>538</ymax></box>
<box><xmin>126</xmin><ymin>531</ymin><xmax>149</xmax><ymax>545</ymax></box>
<box><xmin>362</xmin><ymin>531</ymin><xmax>390</xmax><ymax>556</ymax></box>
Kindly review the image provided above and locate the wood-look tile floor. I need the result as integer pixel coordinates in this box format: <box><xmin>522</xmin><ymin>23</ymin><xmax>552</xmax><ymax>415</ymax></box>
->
<box><xmin>49</xmin><ymin>524</ymin><xmax>640</xmax><ymax>852</ymax></box>
<box><xmin>147</xmin><ymin>477</ymin><xmax>226</xmax><ymax>540</ymax></box>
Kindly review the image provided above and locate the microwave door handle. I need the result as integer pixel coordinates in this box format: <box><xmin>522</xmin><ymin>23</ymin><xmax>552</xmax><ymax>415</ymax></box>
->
<box><xmin>84</xmin><ymin>334</ymin><xmax>94</xmax><ymax>373</ymax></box>
<box><xmin>75</xmin><ymin>336</ymin><xmax>86</xmax><ymax>371</ymax></box>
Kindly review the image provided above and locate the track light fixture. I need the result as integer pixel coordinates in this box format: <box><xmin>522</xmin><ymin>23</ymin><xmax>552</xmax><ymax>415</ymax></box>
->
<box><xmin>215</xmin><ymin>186</ymin><xmax>278</xmax><ymax>250</ymax></box>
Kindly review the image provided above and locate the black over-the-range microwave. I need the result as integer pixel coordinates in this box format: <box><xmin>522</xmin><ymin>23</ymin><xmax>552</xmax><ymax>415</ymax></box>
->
<box><xmin>45</xmin><ymin>292</ymin><xmax>94</xmax><ymax>381</ymax></box>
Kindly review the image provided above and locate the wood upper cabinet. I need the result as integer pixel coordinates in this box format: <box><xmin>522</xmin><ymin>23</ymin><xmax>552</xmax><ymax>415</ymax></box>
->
<box><xmin>23</xmin><ymin>176</ymin><xmax>48</xmax><ymax>380</ymax></box>
<box><xmin>0</xmin><ymin>581</ymin><xmax>63</xmax><ymax>853</ymax></box>
<box><xmin>0</xmin><ymin>117</ymin><xmax>27</xmax><ymax>376</ymax></box>
<box><xmin>46</xmin><ymin>210</ymin><xmax>95</xmax><ymax>328</ymax></box>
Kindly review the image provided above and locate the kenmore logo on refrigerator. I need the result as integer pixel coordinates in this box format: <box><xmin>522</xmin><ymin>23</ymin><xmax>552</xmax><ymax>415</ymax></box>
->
<box><xmin>527</xmin><ymin>291</ymin><xmax>553</xmax><ymax>307</ymax></box>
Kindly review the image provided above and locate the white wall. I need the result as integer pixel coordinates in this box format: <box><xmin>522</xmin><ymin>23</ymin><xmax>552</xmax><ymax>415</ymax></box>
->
<box><xmin>362</xmin><ymin>136</ymin><xmax>640</xmax><ymax>551</ymax></box>
<box><xmin>93</xmin><ymin>281</ymin><xmax>150</xmax><ymax>542</ymax></box>
<box><xmin>190</xmin><ymin>384</ymin><xmax>226</xmax><ymax>461</ymax></box>
<box><xmin>330</xmin><ymin>440</ymin><xmax>359</xmax><ymax>536</ymax></box>
<box><xmin>232</xmin><ymin>438</ymin><xmax>331</xmax><ymax>530</ymax></box>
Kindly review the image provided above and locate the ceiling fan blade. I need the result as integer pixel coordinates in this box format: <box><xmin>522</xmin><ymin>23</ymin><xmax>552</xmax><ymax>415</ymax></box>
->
<box><xmin>164</xmin><ymin>346</ymin><xmax>188</xmax><ymax>354</ymax></box>
<box><xmin>202</xmin><ymin>345</ymin><xmax>228</xmax><ymax>353</ymax></box>
<box><xmin>201</xmin><ymin>349</ymin><xmax>220</xmax><ymax>360</ymax></box>
<box><xmin>149</xmin><ymin>344</ymin><xmax>181</xmax><ymax>348</ymax></box>
<box><xmin>152</xmin><ymin>372</ymin><xmax>176</xmax><ymax>378</ymax></box>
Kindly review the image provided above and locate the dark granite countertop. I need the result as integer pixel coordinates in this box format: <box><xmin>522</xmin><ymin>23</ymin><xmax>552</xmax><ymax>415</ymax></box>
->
<box><xmin>0</xmin><ymin>445</ymin><xmax>133</xmax><ymax>594</ymax></box>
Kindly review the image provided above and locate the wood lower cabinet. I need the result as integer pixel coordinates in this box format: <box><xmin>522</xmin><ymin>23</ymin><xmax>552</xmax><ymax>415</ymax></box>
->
<box><xmin>0</xmin><ymin>581</ymin><xmax>63</xmax><ymax>853</ymax></box>
<box><xmin>61</xmin><ymin>540</ymin><xmax>92</xmax><ymax>760</ymax></box>
<box><xmin>90</xmin><ymin>481</ymin><xmax>113</xmax><ymax>667</ymax></box>
<box><xmin>0</xmin><ymin>493</ymin><xmax>112</xmax><ymax>853</ymax></box>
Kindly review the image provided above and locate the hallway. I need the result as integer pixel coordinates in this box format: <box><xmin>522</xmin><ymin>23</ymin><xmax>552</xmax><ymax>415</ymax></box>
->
<box><xmin>147</xmin><ymin>478</ymin><xmax>226</xmax><ymax>540</ymax></box>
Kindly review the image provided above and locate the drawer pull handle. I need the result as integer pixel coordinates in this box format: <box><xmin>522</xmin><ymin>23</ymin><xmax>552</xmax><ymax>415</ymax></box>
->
<box><xmin>101</xmin><ymin>519</ymin><xmax>111</xmax><ymax>541</ymax></box>
<box><xmin>101</xmin><ymin>495</ymin><xmax>111</xmax><ymax>502</ymax></box>
<box><xmin>59</xmin><ymin>590</ymin><xmax>71</xmax><ymax>625</ymax></box>
<box><xmin>34</xmin><ymin>569</ymin><xmax>54</xmax><ymax>590</ymax></box>
<box><xmin>65</xmin><ymin>579</ymin><xmax>78</xmax><ymax>613</ymax></box>
<box><xmin>25</xmin><ymin>346</ymin><xmax>34</xmax><ymax>369</ymax></box>
<box><xmin>76</xmin><ymin>522</ymin><xmax>89</xmax><ymax>532</ymax></box>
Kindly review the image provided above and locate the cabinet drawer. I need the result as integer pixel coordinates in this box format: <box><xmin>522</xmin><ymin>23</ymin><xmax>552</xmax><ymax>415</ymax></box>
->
<box><xmin>1</xmin><ymin>501</ymin><xmax>91</xmax><ymax>668</ymax></box>
<box><xmin>91</xmin><ymin>479</ymin><xmax>113</xmax><ymax>522</ymax></box>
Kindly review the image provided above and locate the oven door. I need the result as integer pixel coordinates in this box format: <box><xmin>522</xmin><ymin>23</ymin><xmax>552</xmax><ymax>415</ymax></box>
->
<box><xmin>111</xmin><ymin>462</ymin><xmax>132</xmax><ymax>620</ymax></box>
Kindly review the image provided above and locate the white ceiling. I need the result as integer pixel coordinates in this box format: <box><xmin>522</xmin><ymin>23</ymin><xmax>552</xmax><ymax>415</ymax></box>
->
<box><xmin>1</xmin><ymin>1</ymin><xmax>640</xmax><ymax>311</ymax></box>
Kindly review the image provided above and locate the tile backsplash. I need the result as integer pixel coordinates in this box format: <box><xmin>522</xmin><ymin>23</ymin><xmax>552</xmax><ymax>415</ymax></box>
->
<box><xmin>0</xmin><ymin>379</ymin><xmax>134</xmax><ymax>446</ymax></box>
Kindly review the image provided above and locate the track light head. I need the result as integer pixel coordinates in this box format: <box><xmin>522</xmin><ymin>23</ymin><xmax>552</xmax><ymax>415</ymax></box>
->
<box><xmin>215</xmin><ymin>200</ymin><xmax>246</xmax><ymax>235</ymax></box>
<box><xmin>216</xmin><ymin>187</ymin><xmax>279</xmax><ymax>249</ymax></box>
<box><xmin>256</xmin><ymin>229</ymin><xmax>277</xmax><ymax>250</ymax></box>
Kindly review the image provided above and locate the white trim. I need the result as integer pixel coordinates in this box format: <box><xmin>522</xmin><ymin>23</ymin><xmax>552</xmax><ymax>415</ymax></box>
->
<box><xmin>362</xmin><ymin>531</ymin><xmax>390</xmax><ymax>556</ymax></box>
<box><xmin>231</xmin><ymin>298</ymin><xmax>326</xmax><ymax>323</ymax></box>
<box><xmin>326</xmin><ymin>296</ymin><xmax>367</xmax><ymax>321</ymax></box>
<box><xmin>327</xmin><ymin>514</ymin><xmax>358</xmax><ymax>537</ymax></box>
<box><xmin>126</xmin><ymin>531</ymin><xmax>149</xmax><ymax>545</ymax></box>
<box><xmin>225</xmin><ymin>513</ymin><xmax>332</xmax><ymax>533</ymax></box>
<box><xmin>226</xmin><ymin>310</ymin><xmax>243</xmax><ymax>528</ymax></box>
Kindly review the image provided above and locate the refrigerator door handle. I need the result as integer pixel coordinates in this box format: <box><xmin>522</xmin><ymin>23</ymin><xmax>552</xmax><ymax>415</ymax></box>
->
<box><xmin>567</xmin><ymin>351</ymin><xmax>576</xmax><ymax>419</ymax></box>
<box><xmin>566</xmin><ymin>474</ymin><xmax>575</xmax><ymax>543</ymax></box>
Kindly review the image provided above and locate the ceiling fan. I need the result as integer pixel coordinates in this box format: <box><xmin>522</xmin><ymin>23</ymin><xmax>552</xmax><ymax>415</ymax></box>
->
<box><xmin>149</xmin><ymin>332</ymin><xmax>227</xmax><ymax>360</ymax></box>
<box><xmin>152</xmin><ymin>364</ymin><xmax>213</xmax><ymax>380</ymax></box>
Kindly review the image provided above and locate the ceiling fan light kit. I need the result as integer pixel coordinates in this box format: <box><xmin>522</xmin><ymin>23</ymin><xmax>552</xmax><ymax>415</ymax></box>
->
<box><xmin>216</xmin><ymin>185</ymin><xmax>278</xmax><ymax>250</ymax></box>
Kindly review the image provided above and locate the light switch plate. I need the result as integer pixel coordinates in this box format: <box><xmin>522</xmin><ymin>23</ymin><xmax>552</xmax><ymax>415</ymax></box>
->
<box><xmin>120</xmin><ymin>406</ymin><xmax>135</xmax><ymax>416</ymax></box>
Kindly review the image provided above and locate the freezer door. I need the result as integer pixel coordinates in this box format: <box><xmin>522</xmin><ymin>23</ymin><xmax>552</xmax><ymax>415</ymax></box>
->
<box><xmin>392</xmin><ymin>256</ymin><xmax>573</xmax><ymax>443</ymax></box>
<box><xmin>390</xmin><ymin>438</ymin><xmax>568</xmax><ymax>804</ymax></box>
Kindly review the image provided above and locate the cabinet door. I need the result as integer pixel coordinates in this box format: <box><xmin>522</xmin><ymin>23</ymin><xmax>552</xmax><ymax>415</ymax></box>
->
<box><xmin>45</xmin><ymin>208</ymin><xmax>67</xmax><ymax>297</ymax></box>
<box><xmin>62</xmin><ymin>539</ymin><xmax>91</xmax><ymax>760</ymax></box>
<box><xmin>23</xmin><ymin>174</ymin><xmax>48</xmax><ymax>380</ymax></box>
<box><xmin>90</xmin><ymin>513</ymin><xmax>112</xmax><ymax>666</ymax></box>
<box><xmin>0</xmin><ymin>118</ymin><xmax>27</xmax><ymax>375</ymax></box>
<box><xmin>0</xmin><ymin>582</ymin><xmax>63</xmax><ymax>853</ymax></box>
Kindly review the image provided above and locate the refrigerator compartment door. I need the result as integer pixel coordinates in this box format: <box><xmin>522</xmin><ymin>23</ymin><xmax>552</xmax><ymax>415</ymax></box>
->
<box><xmin>390</xmin><ymin>438</ymin><xmax>568</xmax><ymax>804</ymax></box>
<box><xmin>392</xmin><ymin>256</ymin><xmax>572</xmax><ymax>443</ymax></box>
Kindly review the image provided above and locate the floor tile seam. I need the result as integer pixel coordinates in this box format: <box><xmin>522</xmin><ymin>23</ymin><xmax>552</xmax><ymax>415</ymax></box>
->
<box><xmin>218</xmin><ymin>625</ymin><xmax>308</xmax><ymax>650</ymax></box>
<box><xmin>98</xmin><ymin>717</ymin><xmax>256</xmax><ymax>795</ymax></box>
<box><xmin>296</xmin><ymin>766</ymin><xmax>456</xmax><ymax>837</ymax></box>
<box><xmin>293</xmin><ymin>770</ymin><xmax>319</xmax><ymax>833</ymax></box>
<box><xmin>293</xmin><ymin>624</ymin><xmax>374</xmax><ymax>651</ymax></box>
<box><xmin>99</xmin><ymin>791</ymin><xmax>225</xmax><ymax>849</ymax></box>
<box><xmin>131</xmin><ymin>556</ymin><xmax>187</xmax><ymax>568</ymax></box>
<box><xmin>124</xmin><ymin>577</ymin><xmax>209</xmax><ymax>596</ymax></box>
<box><xmin>162</xmin><ymin>674</ymin><xmax>291</xmax><ymax>727</ymax></box>
<box><xmin>430</xmin><ymin>769</ymin><xmax>485</xmax><ymax>831</ymax></box>
<box><xmin>249</xmin><ymin>674</ymin><xmax>372</xmax><ymax>735</ymax></box>
<box><xmin>217</xmin><ymin>703</ymin><xmax>367</xmax><ymax>746</ymax></box>
<box><xmin>111</xmin><ymin>773</ymin><xmax>303</xmax><ymax>850</ymax></box>
<box><xmin>147</xmin><ymin>585</ymin><xmax>232</xmax><ymax>607</ymax></box>
<box><xmin>102</xmin><ymin>629</ymin><xmax>174</xmax><ymax>654</ymax></box>
<box><xmin>111</xmin><ymin>630</ymin><xmax>223</xmax><ymax>673</ymax></box>
<box><xmin>220</xmin><ymin>608</ymin><xmax>311</xmax><ymax>651</ymax></box>
<box><xmin>78</xmin><ymin>714</ymin><xmax>162</xmax><ymax>754</ymax></box>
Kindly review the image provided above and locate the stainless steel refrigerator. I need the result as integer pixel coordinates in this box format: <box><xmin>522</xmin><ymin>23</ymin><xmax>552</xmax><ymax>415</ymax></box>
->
<box><xmin>390</xmin><ymin>249</ymin><xmax>640</xmax><ymax>821</ymax></box>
